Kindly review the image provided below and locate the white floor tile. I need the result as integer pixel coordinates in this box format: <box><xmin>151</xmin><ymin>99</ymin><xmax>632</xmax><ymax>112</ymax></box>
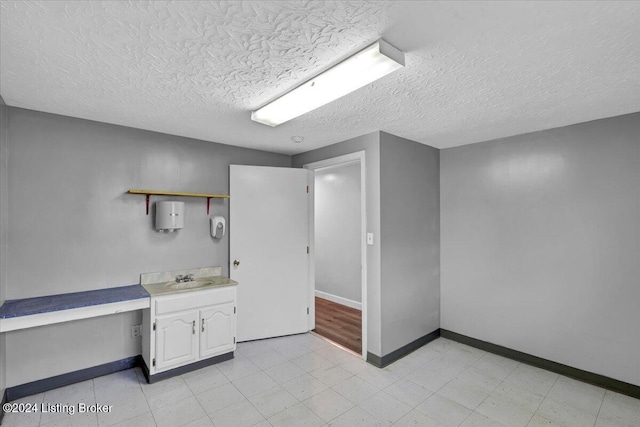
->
<box><xmin>291</xmin><ymin>352</ymin><xmax>336</xmax><ymax>373</ymax></box>
<box><xmin>216</xmin><ymin>357</ymin><xmax>261</xmax><ymax>382</ymax></box>
<box><xmin>282</xmin><ymin>373</ymin><xmax>329</xmax><ymax>401</ymax></box>
<box><xmin>460</xmin><ymin>412</ymin><xmax>505</xmax><ymax>427</ymax></box>
<box><xmin>181</xmin><ymin>365</ymin><xmax>229</xmax><ymax>394</ymax></box>
<box><xmin>208</xmin><ymin>400</ymin><xmax>266</xmax><ymax>427</ymax></box>
<box><xmin>196</xmin><ymin>383</ymin><xmax>246</xmax><ymax>414</ymax></box>
<box><xmin>503</xmin><ymin>364</ymin><xmax>558</xmax><ymax>397</ymax></box>
<box><xmin>303</xmin><ymin>389</ymin><xmax>354</xmax><ymax>422</ymax></box>
<box><xmin>6</xmin><ymin>334</ymin><xmax>633</xmax><ymax>427</ymax></box>
<box><xmin>337</xmin><ymin>356</ymin><xmax>370</xmax><ymax>375</ymax></box>
<box><xmin>233</xmin><ymin>371</ymin><xmax>278</xmax><ymax>398</ymax></box>
<box><xmin>417</xmin><ymin>393</ymin><xmax>472</xmax><ymax>427</ymax></box>
<box><xmin>445</xmin><ymin>345</ymin><xmax>486</xmax><ymax>367</ymax></box>
<box><xmin>247</xmin><ymin>349</ymin><xmax>289</xmax><ymax>370</ymax></box>
<box><xmin>248</xmin><ymin>386</ymin><xmax>299</xmax><ymax>418</ymax></box>
<box><xmin>268</xmin><ymin>402</ymin><xmax>325</xmax><ymax>427</ymax></box>
<box><xmin>96</xmin><ymin>391</ymin><xmax>150</xmax><ymax>427</ymax></box>
<box><xmin>394</xmin><ymin>409</ymin><xmax>448</xmax><ymax>427</ymax></box>
<box><xmin>358</xmin><ymin>391</ymin><xmax>412</xmax><ymax>424</ymax></box>
<box><xmin>476</xmin><ymin>381</ymin><xmax>544</xmax><ymax>427</ymax></box>
<box><xmin>263</xmin><ymin>335</ymin><xmax>297</xmax><ymax>350</ymax></box>
<box><xmin>475</xmin><ymin>391</ymin><xmax>537</xmax><ymax>426</ymax></box>
<box><xmin>407</xmin><ymin>365</ymin><xmax>460</xmax><ymax>392</ymax></box>
<box><xmin>356</xmin><ymin>365</ymin><xmax>401</xmax><ymax>389</ymax></box>
<box><xmin>151</xmin><ymin>396</ymin><xmax>206</xmax><ymax>427</ymax></box>
<box><xmin>310</xmin><ymin>365</ymin><xmax>353</xmax><ymax>387</ymax></box>
<box><xmin>39</xmin><ymin>412</ymin><xmax>99</xmax><ymax>427</ymax></box>
<box><xmin>380</xmin><ymin>359</ymin><xmax>415</xmax><ymax>379</ymax></box>
<box><xmin>545</xmin><ymin>376</ymin><xmax>605</xmax><ymax>415</ymax></box>
<box><xmin>1</xmin><ymin>394</ymin><xmax>44</xmax><ymax>427</ymax></box>
<box><xmin>235</xmin><ymin>340</ymin><xmax>270</xmax><ymax>358</ymax></box>
<box><xmin>142</xmin><ymin>376</ymin><xmax>194</xmax><ymax>411</ymax></box>
<box><xmin>264</xmin><ymin>360</ymin><xmax>306</xmax><ymax>384</ymax></box>
<box><xmin>535</xmin><ymin>397</ymin><xmax>597</xmax><ymax>426</ymax></box>
<box><xmin>383</xmin><ymin>378</ymin><xmax>434</xmax><ymax>407</ymax></box>
<box><xmin>331</xmin><ymin>375</ymin><xmax>380</xmax><ymax>404</ymax></box>
<box><xmin>425</xmin><ymin>338</ymin><xmax>459</xmax><ymax>353</ymax></box>
<box><xmin>1</xmin><ymin>410</ymin><xmax>42</xmax><ymax>427</ymax></box>
<box><xmin>315</xmin><ymin>346</ymin><xmax>354</xmax><ymax>364</ymax></box>
<box><xmin>437</xmin><ymin>369</ymin><xmax>498</xmax><ymax>410</ymax></box>
<box><xmin>180</xmin><ymin>417</ymin><xmax>214</xmax><ymax>427</ymax></box>
<box><xmin>326</xmin><ymin>406</ymin><xmax>386</xmax><ymax>427</ymax></box>
<box><xmin>40</xmin><ymin>380</ymin><xmax>96</xmax><ymax>425</ymax></box>
<box><xmin>526</xmin><ymin>413</ymin><xmax>564</xmax><ymax>427</ymax></box>
<box><xmin>108</xmin><ymin>412</ymin><xmax>156</xmax><ymax>427</ymax></box>
<box><xmin>470</xmin><ymin>354</ymin><xmax>519</xmax><ymax>381</ymax></box>
<box><xmin>596</xmin><ymin>390</ymin><xmax>640</xmax><ymax>427</ymax></box>
<box><xmin>273</xmin><ymin>342</ymin><xmax>313</xmax><ymax>360</ymax></box>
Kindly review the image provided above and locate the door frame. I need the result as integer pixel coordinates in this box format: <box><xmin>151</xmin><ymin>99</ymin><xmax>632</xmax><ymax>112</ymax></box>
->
<box><xmin>304</xmin><ymin>151</ymin><xmax>367</xmax><ymax>360</ymax></box>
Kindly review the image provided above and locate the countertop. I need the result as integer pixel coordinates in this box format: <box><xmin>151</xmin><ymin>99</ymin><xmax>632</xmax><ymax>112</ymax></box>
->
<box><xmin>0</xmin><ymin>285</ymin><xmax>149</xmax><ymax>319</ymax></box>
<box><xmin>141</xmin><ymin>276</ymin><xmax>238</xmax><ymax>296</ymax></box>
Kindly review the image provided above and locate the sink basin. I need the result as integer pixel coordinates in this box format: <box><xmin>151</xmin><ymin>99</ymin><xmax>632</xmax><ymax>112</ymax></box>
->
<box><xmin>167</xmin><ymin>280</ymin><xmax>214</xmax><ymax>290</ymax></box>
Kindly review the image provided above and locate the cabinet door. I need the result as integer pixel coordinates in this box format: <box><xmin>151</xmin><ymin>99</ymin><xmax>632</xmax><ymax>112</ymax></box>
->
<box><xmin>200</xmin><ymin>303</ymin><xmax>235</xmax><ymax>359</ymax></box>
<box><xmin>155</xmin><ymin>311</ymin><xmax>199</xmax><ymax>372</ymax></box>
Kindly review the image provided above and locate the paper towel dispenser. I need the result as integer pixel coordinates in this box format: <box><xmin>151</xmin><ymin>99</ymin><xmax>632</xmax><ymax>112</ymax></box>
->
<box><xmin>155</xmin><ymin>201</ymin><xmax>184</xmax><ymax>232</ymax></box>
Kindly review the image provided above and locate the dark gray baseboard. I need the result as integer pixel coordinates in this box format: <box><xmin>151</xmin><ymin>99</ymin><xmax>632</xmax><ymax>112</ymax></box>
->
<box><xmin>441</xmin><ymin>329</ymin><xmax>640</xmax><ymax>400</ymax></box>
<box><xmin>1</xmin><ymin>389</ymin><xmax>7</xmax><ymax>425</ymax></box>
<box><xmin>141</xmin><ymin>352</ymin><xmax>234</xmax><ymax>384</ymax></box>
<box><xmin>367</xmin><ymin>329</ymin><xmax>441</xmax><ymax>368</ymax></box>
<box><xmin>5</xmin><ymin>356</ymin><xmax>140</xmax><ymax>402</ymax></box>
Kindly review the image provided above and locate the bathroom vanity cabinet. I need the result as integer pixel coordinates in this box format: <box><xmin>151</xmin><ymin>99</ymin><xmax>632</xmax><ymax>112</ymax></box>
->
<box><xmin>141</xmin><ymin>284</ymin><xmax>236</xmax><ymax>382</ymax></box>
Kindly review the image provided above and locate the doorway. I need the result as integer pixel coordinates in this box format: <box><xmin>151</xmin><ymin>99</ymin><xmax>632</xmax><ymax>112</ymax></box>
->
<box><xmin>304</xmin><ymin>152</ymin><xmax>367</xmax><ymax>358</ymax></box>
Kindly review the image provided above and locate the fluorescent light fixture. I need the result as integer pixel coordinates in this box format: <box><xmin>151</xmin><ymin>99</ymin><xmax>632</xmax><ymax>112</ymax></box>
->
<box><xmin>251</xmin><ymin>39</ymin><xmax>405</xmax><ymax>127</ymax></box>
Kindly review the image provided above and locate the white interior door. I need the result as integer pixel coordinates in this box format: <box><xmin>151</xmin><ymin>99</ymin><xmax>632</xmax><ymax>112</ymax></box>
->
<box><xmin>230</xmin><ymin>165</ymin><xmax>311</xmax><ymax>342</ymax></box>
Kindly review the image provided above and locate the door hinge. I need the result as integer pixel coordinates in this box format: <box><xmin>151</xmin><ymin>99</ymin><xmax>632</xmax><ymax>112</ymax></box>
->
<box><xmin>153</xmin><ymin>322</ymin><xmax>156</xmax><ymax>331</ymax></box>
<box><xmin>306</xmin><ymin>185</ymin><xmax>309</xmax><ymax>193</ymax></box>
<box><xmin>307</xmin><ymin>307</ymin><xmax>309</xmax><ymax>315</ymax></box>
<box><xmin>152</xmin><ymin>358</ymin><xmax>156</xmax><ymax>367</ymax></box>
<box><xmin>234</xmin><ymin>306</ymin><xmax>236</xmax><ymax>314</ymax></box>
<box><xmin>306</xmin><ymin>246</ymin><xmax>309</xmax><ymax>254</ymax></box>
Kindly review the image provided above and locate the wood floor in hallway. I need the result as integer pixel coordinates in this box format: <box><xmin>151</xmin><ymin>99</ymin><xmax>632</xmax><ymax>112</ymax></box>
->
<box><xmin>313</xmin><ymin>296</ymin><xmax>362</xmax><ymax>354</ymax></box>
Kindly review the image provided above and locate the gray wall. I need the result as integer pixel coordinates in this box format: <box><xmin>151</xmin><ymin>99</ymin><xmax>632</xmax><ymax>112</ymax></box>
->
<box><xmin>315</xmin><ymin>162</ymin><xmax>362</xmax><ymax>303</ymax></box>
<box><xmin>293</xmin><ymin>132</ymin><xmax>382</xmax><ymax>356</ymax></box>
<box><xmin>4</xmin><ymin>107</ymin><xmax>290</xmax><ymax>386</ymax></box>
<box><xmin>379</xmin><ymin>132</ymin><xmax>440</xmax><ymax>355</ymax></box>
<box><xmin>441</xmin><ymin>113</ymin><xmax>640</xmax><ymax>386</ymax></box>
<box><xmin>0</xmin><ymin>96</ymin><xmax>8</xmax><ymax>398</ymax></box>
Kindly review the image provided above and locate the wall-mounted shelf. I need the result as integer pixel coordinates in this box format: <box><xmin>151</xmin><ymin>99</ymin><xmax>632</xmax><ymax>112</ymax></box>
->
<box><xmin>127</xmin><ymin>189</ymin><xmax>230</xmax><ymax>215</ymax></box>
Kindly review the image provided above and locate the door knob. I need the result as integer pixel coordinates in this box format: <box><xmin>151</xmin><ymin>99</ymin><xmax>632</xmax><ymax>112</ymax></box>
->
<box><xmin>233</xmin><ymin>260</ymin><xmax>240</xmax><ymax>267</ymax></box>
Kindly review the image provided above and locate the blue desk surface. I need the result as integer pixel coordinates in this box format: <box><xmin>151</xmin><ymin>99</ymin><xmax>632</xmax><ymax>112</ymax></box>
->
<box><xmin>0</xmin><ymin>285</ymin><xmax>150</xmax><ymax>319</ymax></box>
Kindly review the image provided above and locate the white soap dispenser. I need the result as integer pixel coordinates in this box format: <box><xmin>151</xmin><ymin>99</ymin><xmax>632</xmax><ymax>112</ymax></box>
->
<box><xmin>210</xmin><ymin>216</ymin><xmax>225</xmax><ymax>239</ymax></box>
<box><xmin>155</xmin><ymin>201</ymin><xmax>184</xmax><ymax>232</ymax></box>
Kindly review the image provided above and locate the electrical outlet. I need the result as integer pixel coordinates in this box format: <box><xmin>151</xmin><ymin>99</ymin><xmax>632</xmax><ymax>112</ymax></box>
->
<box><xmin>131</xmin><ymin>325</ymin><xmax>141</xmax><ymax>338</ymax></box>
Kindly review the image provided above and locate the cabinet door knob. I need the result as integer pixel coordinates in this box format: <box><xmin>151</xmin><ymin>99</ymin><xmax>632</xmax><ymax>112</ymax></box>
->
<box><xmin>201</xmin><ymin>318</ymin><xmax>205</xmax><ymax>332</ymax></box>
<box><xmin>233</xmin><ymin>260</ymin><xmax>240</xmax><ymax>267</ymax></box>
<box><xmin>192</xmin><ymin>320</ymin><xmax>196</xmax><ymax>335</ymax></box>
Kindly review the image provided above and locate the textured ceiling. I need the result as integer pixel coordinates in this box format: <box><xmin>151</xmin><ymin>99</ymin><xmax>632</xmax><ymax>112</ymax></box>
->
<box><xmin>1</xmin><ymin>1</ymin><xmax>640</xmax><ymax>154</ymax></box>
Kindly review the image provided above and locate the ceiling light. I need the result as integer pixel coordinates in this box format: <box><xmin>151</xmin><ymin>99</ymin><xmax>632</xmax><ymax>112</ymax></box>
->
<box><xmin>251</xmin><ymin>39</ymin><xmax>405</xmax><ymax>127</ymax></box>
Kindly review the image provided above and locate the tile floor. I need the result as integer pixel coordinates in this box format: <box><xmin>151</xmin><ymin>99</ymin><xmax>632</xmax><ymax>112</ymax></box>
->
<box><xmin>3</xmin><ymin>334</ymin><xmax>639</xmax><ymax>427</ymax></box>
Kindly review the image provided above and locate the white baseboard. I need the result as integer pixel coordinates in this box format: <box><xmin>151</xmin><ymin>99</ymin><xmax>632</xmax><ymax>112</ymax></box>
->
<box><xmin>315</xmin><ymin>290</ymin><xmax>362</xmax><ymax>310</ymax></box>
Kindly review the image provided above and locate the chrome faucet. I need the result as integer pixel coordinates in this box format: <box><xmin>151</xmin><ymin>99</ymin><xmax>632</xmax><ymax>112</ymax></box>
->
<box><xmin>176</xmin><ymin>274</ymin><xmax>194</xmax><ymax>283</ymax></box>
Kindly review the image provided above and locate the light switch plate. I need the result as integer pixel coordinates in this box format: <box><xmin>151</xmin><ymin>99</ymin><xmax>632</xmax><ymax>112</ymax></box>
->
<box><xmin>367</xmin><ymin>233</ymin><xmax>374</xmax><ymax>245</ymax></box>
